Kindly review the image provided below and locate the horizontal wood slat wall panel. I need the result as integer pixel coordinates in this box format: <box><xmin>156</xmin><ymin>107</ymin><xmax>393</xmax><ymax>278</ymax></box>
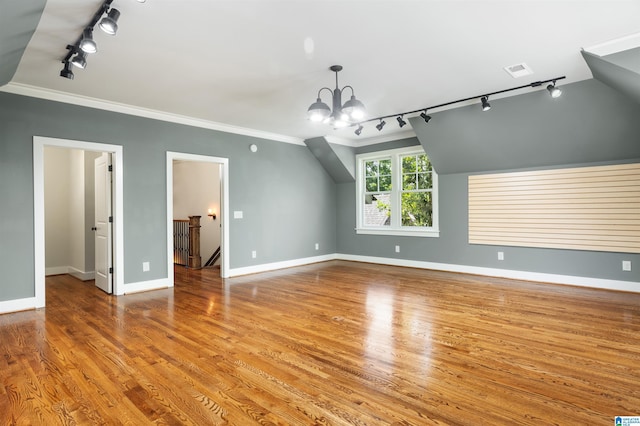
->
<box><xmin>468</xmin><ymin>163</ymin><xmax>640</xmax><ymax>253</ymax></box>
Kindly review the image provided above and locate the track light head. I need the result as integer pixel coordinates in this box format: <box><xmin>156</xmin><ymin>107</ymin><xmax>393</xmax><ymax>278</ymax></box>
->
<box><xmin>355</xmin><ymin>125</ymin><xmax>364</xmax><ymax>136</ymax></box>
<box><xmin>60</xmin><ymin>61</ymin><xmax>74</xmax><ymax>80</ymax></box>
<box><xmin>70</xmin><ymin>50</ymin><xmax>87</xmax><ymax>69</ymax></box>
<box><xmin>307</xmin><ymin>98</ymin><xmax>331</xmax><ymax>122</ymax></box>
<box><xmin>396</xmin><ymin>116</ymin><xmax>407</xmax><ymax>128</ymax></box>
<box><xmin>99</xmin><ymin>8</ymin><xmax>120</xmax><ymax>35</ymax></box>
<box><xmin>79</xmin><ymin>28</ymin><xmax>97</xmax><ymax>53</ymax></box>
<box><xmin>420</xmin><ymin>111</ymin><xmax>431</xmax><ymax>123</ymax></box>
<box><xmin>376</xmin><ymin>120</ymin><xmax>386</xmax><ymax>131</ymax></box>
<box><xmin>481</xmin><ymin>96</ymin><xmax>491</xmax><ymax>112</ymax></box>
<box><xmin>547</xmin><ymin>82</ymin><xmax>562</xmax><ymax>98</ymax></box>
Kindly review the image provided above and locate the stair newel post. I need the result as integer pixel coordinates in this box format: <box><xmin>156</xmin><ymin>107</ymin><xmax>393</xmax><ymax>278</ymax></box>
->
<box><xmin>188</xmin><ymin>215</ymin><xmax>202</xmax><ymax>269</ymax></box>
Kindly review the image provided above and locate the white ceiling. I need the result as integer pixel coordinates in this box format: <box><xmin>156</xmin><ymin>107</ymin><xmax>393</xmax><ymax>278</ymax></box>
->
<box><xmin>9</xmin><ymin>0</ymin><xmax>640</xmax><ymax>143</ymax></box>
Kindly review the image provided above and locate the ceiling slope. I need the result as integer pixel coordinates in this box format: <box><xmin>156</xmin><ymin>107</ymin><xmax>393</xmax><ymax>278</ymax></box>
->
<box><xmin>0</xmin><ymin>0</ymin><xmax>45</xmax><ymax>86</ymax></box>
<box><xmin>411</xmin><ymin>79</ymin><xmax>640</xmax><ymax>175</ymax></box>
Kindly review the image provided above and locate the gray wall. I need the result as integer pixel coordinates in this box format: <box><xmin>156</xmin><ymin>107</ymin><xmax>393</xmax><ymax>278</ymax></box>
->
<box><xmin>337</xmin><ymin>80</ymin><xmax>640</xmax><ymax>285</ymax></box>
<box><xmin>0</xmin><ymin>92</ymin><xmax>336</xmax><ymax>301</ymax></box>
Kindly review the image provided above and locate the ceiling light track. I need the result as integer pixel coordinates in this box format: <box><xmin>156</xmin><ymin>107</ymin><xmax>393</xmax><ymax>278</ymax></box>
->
<box><xmin>353</xmin><ymin>75</ymin><xmax>566</xmax><ymax>135</ymax></box>
<box><xmin>59</xmin><ymin>0</ymin><xmax>134</xmax><ymax>79</ymax></box>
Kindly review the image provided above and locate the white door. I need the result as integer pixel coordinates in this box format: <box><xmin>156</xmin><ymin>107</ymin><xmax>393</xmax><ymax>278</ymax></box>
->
<box><xmin>94</xmin><ymin>153</ymin><xmax>113</xmax><ymax>293</ymax></box>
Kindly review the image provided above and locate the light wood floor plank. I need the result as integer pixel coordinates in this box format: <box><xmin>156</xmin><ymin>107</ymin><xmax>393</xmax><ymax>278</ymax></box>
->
<box><xmin>1</xmin><ymin>260</ymin><xmax>640</xmax><ymax>425</ymax></box>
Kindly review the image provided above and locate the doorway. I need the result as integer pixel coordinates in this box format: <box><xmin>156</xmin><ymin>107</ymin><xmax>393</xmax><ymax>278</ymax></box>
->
<box><xmin>166</xmin><ymin>152</ymin><xmax>229</xmax><ymax>280</ymax></box>
<box><xmin>34</xmin><ymin>137</ymin><xmax>124</xmax><ymax>307</ymax></box>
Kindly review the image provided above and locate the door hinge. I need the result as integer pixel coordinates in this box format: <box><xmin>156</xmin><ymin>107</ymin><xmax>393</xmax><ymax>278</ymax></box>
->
<box><xmin>109</xmin><ymin>267</ymin><xmax>113</xmax><ymax>274</ymax></box>
<box><xmin>109</xmin><ymin>216</ymin><xmax>113</xmax><ymax>223</ymax></box>
<box><xmin>108</xmin><ymin>165</ymin><xmax>113</xmax><ymax>172</ymax></box>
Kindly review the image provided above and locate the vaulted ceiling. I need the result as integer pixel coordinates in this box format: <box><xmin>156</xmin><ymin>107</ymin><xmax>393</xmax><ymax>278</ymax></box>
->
<box><xmin>2</xmin><ymin>0</ymin><xmax>640</xmax><ymax>145</ymax></box>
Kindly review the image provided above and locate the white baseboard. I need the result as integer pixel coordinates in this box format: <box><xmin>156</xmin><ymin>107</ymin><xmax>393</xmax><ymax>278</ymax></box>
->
<box><xmin>68</xmin><ymin>267</ymin><xmax>95</xmax><ymax>281</ymax></box>
<box><xmin>45</xmin><ymin>266</ymin><xmax>69</xmax><ymax>276</ymax></box>
<box><xmin>123</xmin><ymin>278</ymin><xmax>173</xmax><ymax>294</ymax></box>
<box><xmin>336</xmin><ymin>254</ymin><xmax>640</xmax><ymax>293</ymax></box>
<box><xmin>227</xmin><ymin>254</ymin><xmax>338</xmax><ymax>277</ymax></box>
<box><xmin>0</xmin><ymin>297</ymin><xmax>38</xmax><ymax>315</ymax></box>
<box><xmin>2</xmin><ymin>253</ymin><xmax>636</xmax><ymax>316</ymax></box>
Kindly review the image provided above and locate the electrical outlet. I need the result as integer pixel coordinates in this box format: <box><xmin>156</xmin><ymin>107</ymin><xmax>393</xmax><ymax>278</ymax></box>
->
<box><xmin>622</xmin><ymin>260</ymin><xmax>632</xmax><ymax>271</ymax></box>
<box><xmin>251</xmin><ymin>250</ymin><xmax>257</xmax><ymax>259</ymax></box>
<box><xmin>234</xmin><ymin>210</ymin><xmax>243</xmax><ymax>219</ymax></box>
<box><xmin>498</xmin><ymin>251</ymin><xmax>504</xmax><ymax>261</ymax></box>
<box><xmin>315</xmin><ymin>243</ymin><xmax>319</xmax><ymax>250</ymax></box>
<box><xmin>395</xmin><ymin>245</ymin><xmax>400</xmax><ymax>253</ymax></box>
<box><xmin>143</xmin><ymin>261</ymin><xmax>150</xmax><ymax>272</ymax></box>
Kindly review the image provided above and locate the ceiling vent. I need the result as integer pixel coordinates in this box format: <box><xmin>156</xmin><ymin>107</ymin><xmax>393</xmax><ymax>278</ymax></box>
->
<box><xmin>504</xmin><ymin>63</ymin><xmax>533</xmax><ymax>78</ymax></box>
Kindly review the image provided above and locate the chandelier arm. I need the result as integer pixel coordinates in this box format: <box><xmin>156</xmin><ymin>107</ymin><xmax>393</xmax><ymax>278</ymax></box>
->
<box><xmin>340</xmin><ymin>85</ymin><xmax>355</xmax><ymax>97</ymax></box>
<box><xmin>316</xmin><ymin>87</ymin><xmax>333</xmax><ymax>100</ymax></box>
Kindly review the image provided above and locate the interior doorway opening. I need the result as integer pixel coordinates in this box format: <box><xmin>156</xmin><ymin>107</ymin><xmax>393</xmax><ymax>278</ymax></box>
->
<box><xmin>166</xmin><ymin>152</ymin><xmax>229</xmax><ymax>281</ymax></box>
<box><xmin>34</xmin><ymin>137</ymin><xmax>124</xmax><ymax>307</ymax></box>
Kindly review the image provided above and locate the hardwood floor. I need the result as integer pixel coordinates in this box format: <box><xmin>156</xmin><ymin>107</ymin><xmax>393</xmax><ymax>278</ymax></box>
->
<box><xmin>1</xmin><ymin>261</ymin><xmax>639</xmax><ymax>425</ymax></box>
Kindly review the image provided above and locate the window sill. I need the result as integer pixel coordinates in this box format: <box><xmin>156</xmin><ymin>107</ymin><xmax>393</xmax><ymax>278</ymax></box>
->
<box><xmin>355</xmin><ymin>228</ymin><xmax>440</xmax><ymax>238</ymax></box>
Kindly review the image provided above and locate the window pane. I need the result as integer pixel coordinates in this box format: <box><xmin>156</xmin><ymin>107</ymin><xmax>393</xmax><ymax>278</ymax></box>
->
<box><xmin>401</xmin><ymin>192</ymin><xmax>432</xmax><ymax>227</ymax></box>
<box><xmin>417</xmin><ymin>172</ymin><xmax>432</xmax><ymax>189</ymax></box>
<box><xmin>403</xmin><ymin>173</ymin><xmax>416</xmax><ymax>190</ymax></box>
<box><xmin>379</xmin><ymin>175</ymin><xmax>392</xmax><ymax>191</ymax></box>
<box><xmin>365</xmin><ymin>177</ymin><xmax>379</xmax><ymax>192</ymax></box>
<box><xmin>379</xmin><ymin>159</ymin><xmax>391</xmax><ymax>176</ymax></box>
<box><xmin>402</xmin><ymin>155</ymin><xmax>416</xmax><ymax>173</ymax></box>
<box><xmin>364</xmin><ymin>193</ymin><xmax>391</xmax><ymax>226</ymax></box>
<box><xmin>417</xmin><ymin>154</ymin><xmax>431</xmax><ymax>172</ymax></box>
<box><xmin>365</xmin><ymin>160</ymin><xmax>378</xmax><ymax>177</ymax></box>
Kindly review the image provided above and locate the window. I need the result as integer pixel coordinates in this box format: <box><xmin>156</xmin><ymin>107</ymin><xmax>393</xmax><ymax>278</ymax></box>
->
<box><xmin>356</xmin><ymin>146</ymin><xmax>439</xmax><ymax>237</ymax></box>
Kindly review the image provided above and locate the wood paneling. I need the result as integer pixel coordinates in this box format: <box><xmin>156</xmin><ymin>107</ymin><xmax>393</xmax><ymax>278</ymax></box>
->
<box><xmin>469</xmin><ymin>163</ymin><xmax>640</xmax><ymax>252</ymax></box>
<box><xmin>1</xmin><ymin>261</ymin><xmax>640</xmax><ymax>424</ymax></box>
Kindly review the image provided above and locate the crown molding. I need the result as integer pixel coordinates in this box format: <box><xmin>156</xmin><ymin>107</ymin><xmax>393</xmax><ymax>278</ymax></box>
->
<box><xmin>583</xmin><ymin>32</ymin><xmax>640</xmax><ymax>57</ymax></box>
<box><xmin>0</xmin><ymin>82</ymin><xmax>305</xmax><ymax>146</ymax></box>
<box><xmin>325</xmin><ymin>129</ymin><xmax>417</xmax><ymax>148</ymax></box>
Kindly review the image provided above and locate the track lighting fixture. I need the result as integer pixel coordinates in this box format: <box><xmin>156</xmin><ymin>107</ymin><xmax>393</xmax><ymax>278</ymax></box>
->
<box><xmin>481</xmin><ymin>96</ymin><xmax>491</xmax><ymax>112</ymax></box>
<box><xmin>350</xmin><ymin>76</ymin><xmax>565</xmax><ymax>136</ymax></box>
<box><xmin>547</xmin><ymin>81</ymin><xmax>562</xmax><ymax>98</ymax></box>
<box><xmin>355</xmin><ymin>125</ymin><xmax>364</xmax><ymax>136</ymax></box>
<box><xmin>79</xmin><ymin>28</ymin><xmax>97</xmax><ymax>53</ymax></box>
<box><xmin>59</xmin><ymin>61</ymin><xmax>74</xmax><ymax>80</ymax></box>
<box><xmin>99</xmin><ymin>8</ymin><xmax>120</xmax><ymax>35</ymax></box>
<box><xmin>70</xmin><ymin>50</ymin><xmax>87</xmax><ymax>69</ymax></box>
<box><xmin>308</xmin><ymin>65</ymin><xmax>366</xmax><ymax>128</ymax></box>
<box><xmin>60</xmin><ymin>0</ymin><xmax>143</xmax><ymax>79</ymax></box>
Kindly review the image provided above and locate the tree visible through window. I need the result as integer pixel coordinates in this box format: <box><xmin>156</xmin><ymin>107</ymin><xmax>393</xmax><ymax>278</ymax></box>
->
<box><xmin>356</xmin><ymin>146</ymin><xmax>439</xmax><ymax>237</ymax></box>
<box><xmin>401</xmin><ymin>153</ymin><xmax>433</xmax><ymax>227</ymax></box>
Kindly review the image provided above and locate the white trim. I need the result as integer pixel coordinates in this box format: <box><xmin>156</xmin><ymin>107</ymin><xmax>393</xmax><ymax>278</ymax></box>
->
<box><xmin>123</xmin><ymin>278</ymin><xmax>172</xmax><ymax>294</ymax></box>
<box><xmin>3</xmin><ymin>83</ymin><xmax>304</xmax><ymax>146</ymax></box>
<box><xmin>336</xmin><ymin>254</ymin><xmax>640</xmax><ymax>293</ymax></box>
<box><xmin>355</xmin><ymin>228</ymin><xmax>440</xmax><ymax>238</ymax></box>
<box><xmin>227</xmin><ymin>254</ymin><xmax>337</xmax><ymax>277</ymax></box>
<box><xmin>0</xmin><ymin>297</ymin><xmax>38</xmax><ymax>315</ymax></box>
<box><xmin>34</xmin><ymin>136</ymin><xmax>125</xmax><ymax>302</ymax></box>
<box><xmin>167</xmin><ymin>152</ymin><xmax>230</xmax><ymax>280</ymax></box>
<box><xmin>326</xmin><ymin>129</ymin><xmax>417</xmax><ymax>148</ymax></box>
<box><xmin>68</xmin><ymin>267</ymin><xmax>95</xmax><ymax>281</ymax></box>
<box><xmin>583</xmin><ymin>32</ymin><xmax>640</xmax><ymax>57</ymax></box>
<box><xmin>45</xmin><ymin>266</ymin><xmax>70</xmax><ymax>276</ymax></box>
<box><xmin>44</xmin><ymin>266</ymin><xmax>95</xmax><ymax>280</ymax></box>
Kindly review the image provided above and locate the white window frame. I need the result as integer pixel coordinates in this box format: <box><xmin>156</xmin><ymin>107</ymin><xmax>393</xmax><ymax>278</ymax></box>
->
<box><xmin>356</xmin><ymin>146</ymin><xmax>439</xmax><ymax>237</ymax></box>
